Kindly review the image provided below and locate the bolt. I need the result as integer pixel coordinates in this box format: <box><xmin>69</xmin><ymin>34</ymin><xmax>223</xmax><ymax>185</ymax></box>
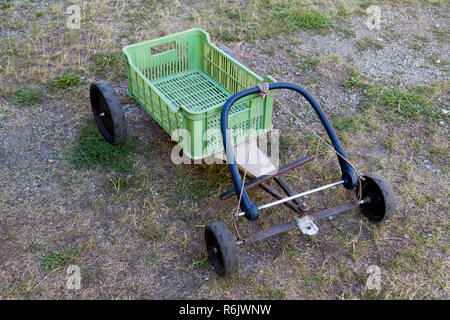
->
<box><xmin>298</xmin><ymin>201</ymin><xmax>310</xmax><ymax>212</ymax></box>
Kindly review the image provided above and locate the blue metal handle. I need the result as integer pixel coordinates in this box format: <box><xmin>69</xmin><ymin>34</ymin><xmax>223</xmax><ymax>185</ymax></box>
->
<box><xmin>221</xmin><ymin>82</ymin><xmax>358</xmax><ymax>221</ymax></box>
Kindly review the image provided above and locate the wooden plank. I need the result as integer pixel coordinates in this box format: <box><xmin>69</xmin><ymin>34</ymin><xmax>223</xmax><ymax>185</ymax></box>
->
<box><xmin>219</xmin><ymin>155</ymin><xmax>315</xmax><ymax>200</ymax></box>
<box><xmin>213</xmin><ymin>139</ymin><xmax>276</xmax><ymax>178</ymax></box>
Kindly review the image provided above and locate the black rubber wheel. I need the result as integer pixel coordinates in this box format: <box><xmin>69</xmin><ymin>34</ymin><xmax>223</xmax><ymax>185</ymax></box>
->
<box><xmin>90</xmin><ymin>81</ymin><xmax>127</xmax><ymax>145</ymax></box>
<box><xmin>357</xmin><ymin>173</ymin><xmax>396</xmax><ymax>222</ymax></box>
<box><xmin>218</xmin><ymin>46</ymin><xmax>239</xmax><ymax>62</ymax></box>
<box><xmin>204</xmin><ymin>221</ymin><xmax>238</xmax><ymax>276</ymax></box>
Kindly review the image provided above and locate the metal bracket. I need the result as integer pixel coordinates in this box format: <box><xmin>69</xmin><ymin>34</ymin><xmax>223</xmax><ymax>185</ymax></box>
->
<box><xmin>294</xmin><ymin>216</ymin><xmax>318</xmax><ymax>236</ymax></box>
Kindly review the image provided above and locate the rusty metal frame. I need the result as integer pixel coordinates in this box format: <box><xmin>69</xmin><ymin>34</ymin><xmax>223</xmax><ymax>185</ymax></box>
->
<box><xmin>241</xmin><ymin>198</ymin><xmax>367</xmax><ymax>244</ymax></box>
<box><xmin>219</xmin><ymin>152</ymin><xmax>363</xmax><ymax>244</ymax></box>
<box><xmin>219</xmin><ymin>154</ymin><xmax>314</xmax><ymax>200</ymax></box>
<box><xmin>217</xmin><ymin>138</ymin><xmax>363</xmax><ymax>245</ymax></box>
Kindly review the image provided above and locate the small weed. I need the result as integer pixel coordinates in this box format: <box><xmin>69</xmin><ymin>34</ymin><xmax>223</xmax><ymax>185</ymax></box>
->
<box><xmin>39</xmin><ymin>247</ymin><xmax>78</xmax><ymax>271</ymax></box>
<box><xmin>137</xmin><ymin>223</ymin><xmax>164</xmax><ymax>241</ymax></box>
<box><xmin>147</xmin><ymin>246</ymin><xmax>161</xmax><ymax>264</ymax></box>
<box><xmin>409</xmin><ymin>42</ymin><xmax>423</xmax><ymax>51</ymax></box>
<box><xmin>266</xmin><ymin>288</ymin><xmax>287</xmax><ymax>300</ymax></box>
<box><xmin>262</xmin><ymin>46</ymin><xmax>276</xmax><ymax>56</ymax></box>
<box><xmin>48</xmin><ymin>72</ymin><xmax>84</xmax><ymax>90</ymax></box>
<box><xmin>14</xmin><ymin>88</ymin><xmax>45</xmax><ymax>106</ymax></box>
<box><xmin>383</xmin><ymin>135</ymin><xmax>399</xmax><ymax>153</ymax></box>
<box><xmin>414</xmin><ymin>196</ymin><xmax>426</xmax><ymax>208</ymax></box>
<box><xmin>80</xmin><ymin>266</ymin><xmax>104</xmax><ymax>286</ymax></box>
<box><xmin>430</xmin><ymin>26</ymin><xmax>449</xmax><ymax>43</ymax></box>
<box><xmin>90</xmin><ymin>52</ymin><xmax>119</xmax><ymax>75</ymax></box>
<box><xmin>400</xmin><ymin>249</ymin><xmax>423</xmax><ymax>265</ymax></box>
<box><xmin>17</xmin><ymin>273</ymin><xmax>40</xmax><ymax>296</ymax></box>
<box><xmin>291</xmin><ymin>38</ymin><xmax>302</xmax><ymax>46</ymax></box>
<box><xmin>330</xmin><ymin>113</ymin><xmax>370</xmax><ymax>136</ymax></box>
<box><xmin>336</xmin><ymin>26</ymin><xmax>356</xmax><ymax>38</ymax></box>
<box><xmin>382</xmin><ymin>248</ymin><xmax>423</xmax><ymax>273</ymax></box>
<box><xmin>429</xmin><ymin>146</ymin><xmax>447</xmax><ymax>164</ymax></box>
<box><xmin>189</xmin><ymin>255</ymin><xmax>210</xmax><ymax>269</ymax></box>
<box><xmin>361</xmin><ymin>288</ymin><xmax>385</xmax><ymax>300</ymax></box>
<box><xmin>336</xmin><ymin>1</ymin><xmax>350</xmax><ymax>17</ymax></box>
<box><xmin>109</xmin><ymin>176</ymin><xmax>128</xmax><ymax>194</ymax></box>
<box><xmin>297</xmin><ymin>55</ymin><xmax>321</xmax><ymax>71</ymax></box>
<box><xmin>279</xmin><ymin>132</ymin><xmax>300</xmax><ymax>151</ymax></box>
<box><xmin>356</xmin><ymin>37</ymin><xmax>384</xmax><ymax>52</ymax></box>
<box><xmin>340</xmin><ymin>67</ymin><xmax>369</xmax><ymax>91</ymax></box>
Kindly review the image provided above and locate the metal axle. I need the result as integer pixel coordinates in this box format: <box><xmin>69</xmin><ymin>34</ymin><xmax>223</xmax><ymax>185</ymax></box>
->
<box><xmin>237</xmin><ymin>180</ymin><xmax>345</xmax><ymax>217</ymax></box>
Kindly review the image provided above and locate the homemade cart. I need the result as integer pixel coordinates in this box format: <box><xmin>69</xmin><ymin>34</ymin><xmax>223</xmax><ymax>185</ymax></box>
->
<box><xmin>90</xmin><ymin>29</ymin><xmax>396</xmax><ymax>276</ymax></box>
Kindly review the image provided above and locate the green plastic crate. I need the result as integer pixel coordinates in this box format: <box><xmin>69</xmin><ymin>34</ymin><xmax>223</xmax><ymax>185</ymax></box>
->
<box><xmin>122</xmin><ymin>29</ymin><xmax>275</xmax><ymax>160</ymax></box>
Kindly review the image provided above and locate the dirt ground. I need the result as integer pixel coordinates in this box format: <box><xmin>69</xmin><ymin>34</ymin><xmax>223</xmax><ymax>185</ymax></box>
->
<box><xmin>0</xmin><ymin>0</ymin><xmax>448</xmax><ymax>299</ymax></box>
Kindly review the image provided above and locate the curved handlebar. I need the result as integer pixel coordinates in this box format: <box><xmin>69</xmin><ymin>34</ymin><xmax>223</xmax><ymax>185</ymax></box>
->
<box><xmin>221</xmin><ymin>82</ymin><xmax>358</xmax><ymax>221</ymax></box>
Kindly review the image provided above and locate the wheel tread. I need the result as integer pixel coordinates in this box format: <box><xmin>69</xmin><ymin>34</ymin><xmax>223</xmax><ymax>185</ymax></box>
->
<box><xmin>90</xmin><ymin>81</ymin><xmax>127</xmax><ymax>144</ymax></box>
<box><xmin>204</xmin><ymin>221</ymin><xmax>238</xmax><ymax>276</ymax></box>
<box><xmin>359</xmin><ymin>173</ymin><xmax>396</xmax><ymax>222</ymax></box>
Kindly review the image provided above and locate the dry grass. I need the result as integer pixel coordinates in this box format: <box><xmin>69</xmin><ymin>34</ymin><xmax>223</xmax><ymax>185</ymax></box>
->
<box><xmin>0</xmin><ymin>0</ymin><xmax>448</xmax><ymax>300</ymax></box>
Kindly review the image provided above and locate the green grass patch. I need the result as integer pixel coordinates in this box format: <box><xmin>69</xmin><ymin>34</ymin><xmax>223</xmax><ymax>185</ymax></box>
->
<box><xmin>269</xmin><ymin>4</ymin><xmax>332</xmax><ymax>36</ymax></box>
<box><xmin>340</xmin><ymin>67</ymin><xmax>369</xmax><ymax>91</ymax></box>
<box><xmin>359</xmin><ymin>0</ymin><xmax>378</xmax><ymax>9</ymax></box>
<box><xmin>168</xmin><ymin>166</ymin><xmax>230</xmax><ymax>207</ymax></box>
<box><xmin>90</xmin><ymin>52</ymin><xmax>119</xmax><ymax>75</ymax></box>
<box><xmin>48</xmin><ymin>72</ymin><xmax>84</xmax><ymax>90</ymax></box>
<box><xmin>330</xmin><ymin>113</ymin><xmax>370</xmax><ymax>134</ymax></box>
<box><xmin>414</xmin><ymin>196</ymin><xmax>426</xmax><ymax>208</ymax></box>
<box><xmin>303</xmin><ymin>133</ymin><xmax>329</xmax><ymax>155</ymax></box>
<box><xmin>1</xmin><ymin>2</ymin><xmax>14</xmax><ymax>9</ymax></box>
<box><xmin>289</xmin><ymin>7</ymin><xmax>332</xmax><ymax>31</ymax></box>
<box><xmin>39</xmin><ymin>247</ymin><xmax>78</xmax><ymax>271</ymax></box>
<box><xmin>341</xmin><ymin>67</ymin><xmax>445</xmax><ymax>121</ymax></box>
<box><xmin>14</xmin><ymin>88</ymin><xmax>45</xmax><ymax>106</ymax></box>
<box><xmin>365</xmin><ymin>85</ymin><xmax>441</xmax><ymax>120</ymax></box>
<box><xmin>409</xmin><ymin>42</ymin><xmax>423</xmax><ymax>51</ymax></box>
<box><xmin>211</xmin><ymin>0</ymin><xmax>333</xmax><ymax>41</ymax></box>
<box><xmin>69</xmin><ymin>119</ymin><xmax>139</xmax><ymax>173</ymax></box>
